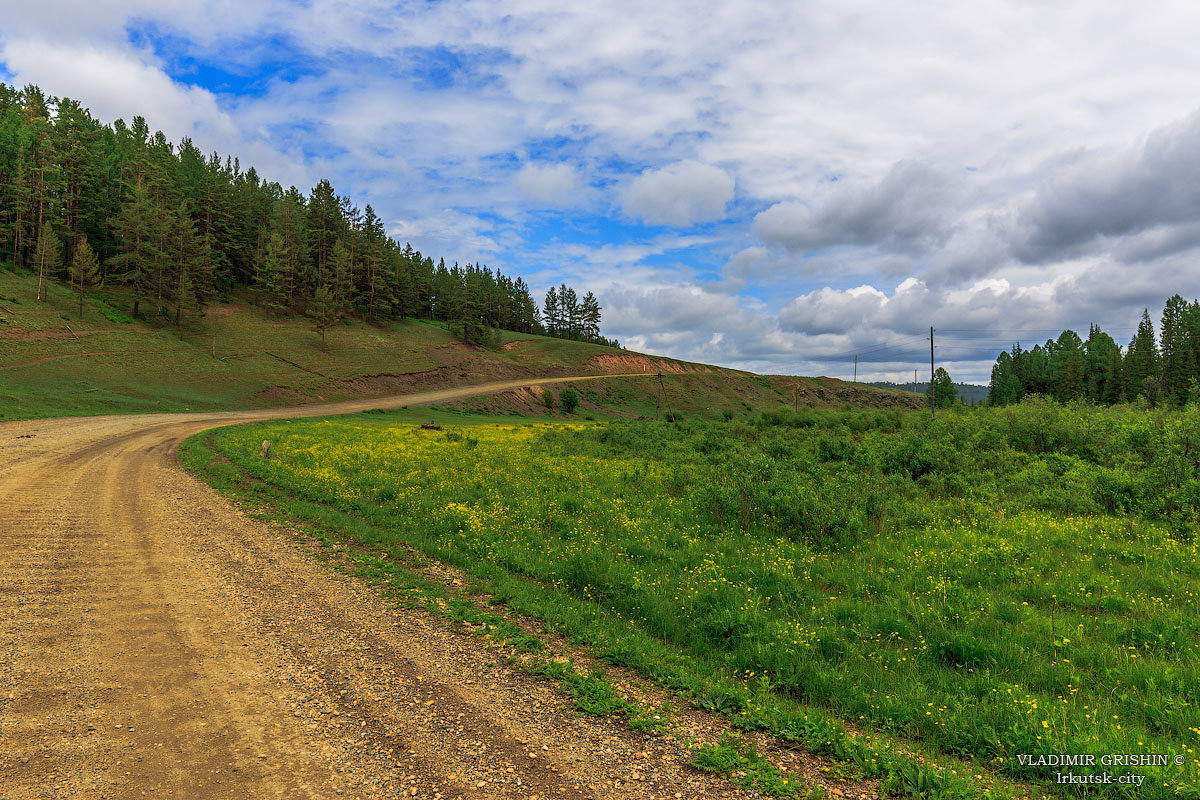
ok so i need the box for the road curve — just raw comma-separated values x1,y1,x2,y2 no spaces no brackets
0,375,756,800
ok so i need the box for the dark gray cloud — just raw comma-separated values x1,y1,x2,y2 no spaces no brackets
752,161,961,254
1014,109,1200,263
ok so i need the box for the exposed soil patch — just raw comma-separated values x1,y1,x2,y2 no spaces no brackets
588,353,710,375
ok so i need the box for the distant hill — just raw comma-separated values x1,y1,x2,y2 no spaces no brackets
865,380,989,406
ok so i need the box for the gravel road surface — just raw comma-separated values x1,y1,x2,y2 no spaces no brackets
0,377,780,799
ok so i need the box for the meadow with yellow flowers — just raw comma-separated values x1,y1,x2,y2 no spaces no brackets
191,398,1200,796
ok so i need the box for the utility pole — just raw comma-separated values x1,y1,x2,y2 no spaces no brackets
853,355,857,383
913,369,918,394
930,326,936,420
654,372,673,421
657,371,667,422
657,373,675,422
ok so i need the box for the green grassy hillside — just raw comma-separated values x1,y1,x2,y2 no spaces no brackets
442,372,920,420
0,268,920,420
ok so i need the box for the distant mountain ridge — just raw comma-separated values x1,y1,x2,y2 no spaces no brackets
865,380,989,405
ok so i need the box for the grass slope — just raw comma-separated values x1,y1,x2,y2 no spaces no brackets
1,267,919,420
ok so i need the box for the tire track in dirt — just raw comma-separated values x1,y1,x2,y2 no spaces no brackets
0,375,771,799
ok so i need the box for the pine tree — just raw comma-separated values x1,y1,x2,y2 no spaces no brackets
269,187,309,307
987,351,1022,405
580,291,601,341
1084,324,1120,403
34,225,59,301
1050,329,1084,401
330,238,353,307
1125,310,1161,402
543,286,560,336
1160,294,1192,405
1105,346,1125,404
170,206,204,328
559,284,579,338
393,245,420,318
307,179,340,286
108,178,159,317
255,231,288,314
361,205,393,318
460,266,489,345
513,277,539,333
306,284,342,349
67,234,100,318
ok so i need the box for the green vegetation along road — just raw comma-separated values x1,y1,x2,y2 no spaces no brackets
190,401,1200,799
5,376,814,800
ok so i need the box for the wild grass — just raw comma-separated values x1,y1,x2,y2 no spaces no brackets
0,269,623,420
192,400,1200,797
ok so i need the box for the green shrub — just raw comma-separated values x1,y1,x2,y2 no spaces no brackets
559,387,579,414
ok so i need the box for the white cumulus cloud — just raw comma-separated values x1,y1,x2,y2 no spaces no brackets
621,161,734,227
515,162,582,207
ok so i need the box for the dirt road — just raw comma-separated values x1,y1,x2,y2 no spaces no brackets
0,377,770,799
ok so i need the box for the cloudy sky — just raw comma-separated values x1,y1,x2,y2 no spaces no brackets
5,1,1200,381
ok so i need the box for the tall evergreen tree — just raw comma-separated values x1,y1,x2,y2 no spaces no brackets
1050,329,1085,401
67,234,100,318
987,350,1023,405
1160,294,1193,405
307,179,341,286
306,283,341,349
170,205,206,328
1125,309,1161,402
1083,324,1121,403
559,284,579,338
34,225,59,301
543,286,560,335
0,80,608,345
580,291,602,341
108,177,159,317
